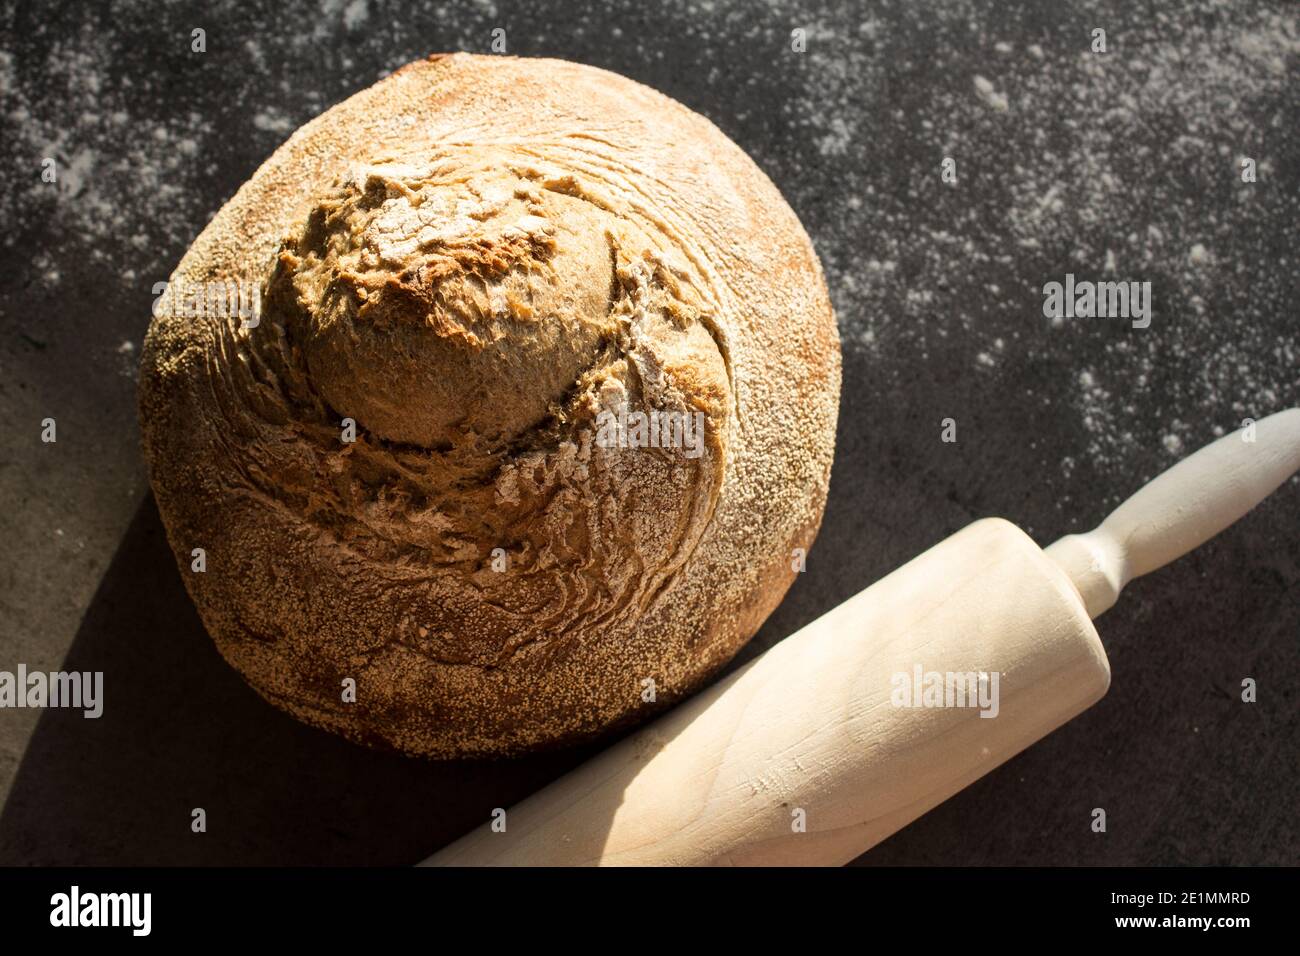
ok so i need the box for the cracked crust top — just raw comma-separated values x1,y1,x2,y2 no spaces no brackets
139,54,840,757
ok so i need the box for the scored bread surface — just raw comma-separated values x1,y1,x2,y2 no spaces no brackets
139,54,841,757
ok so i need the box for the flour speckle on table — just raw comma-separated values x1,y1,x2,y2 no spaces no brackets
760,0,1297,495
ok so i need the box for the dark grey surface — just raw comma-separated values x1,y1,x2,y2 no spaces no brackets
0,0,1295,865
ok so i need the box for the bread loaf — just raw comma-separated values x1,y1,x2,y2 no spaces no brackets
139,54,840,757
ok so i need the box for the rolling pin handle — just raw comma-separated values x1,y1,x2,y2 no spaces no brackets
1047,408,1300,620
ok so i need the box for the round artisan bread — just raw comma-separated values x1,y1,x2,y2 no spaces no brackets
138,54,840,757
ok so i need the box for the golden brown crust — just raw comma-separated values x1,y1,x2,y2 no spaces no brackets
138,54,840,757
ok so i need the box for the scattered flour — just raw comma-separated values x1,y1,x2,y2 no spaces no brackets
973,74,1010,112
765,0,1298,489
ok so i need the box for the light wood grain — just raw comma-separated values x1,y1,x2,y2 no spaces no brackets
426,409,1300,866
427,518,1110,866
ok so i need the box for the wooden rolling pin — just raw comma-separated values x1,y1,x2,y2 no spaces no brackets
426,409,1300,866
